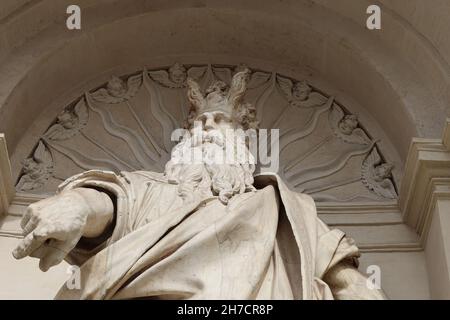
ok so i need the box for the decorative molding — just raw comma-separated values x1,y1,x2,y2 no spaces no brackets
415,179,450,246
316,202,399,213
357,243,423,253
318,203,403,226
400,118,450,246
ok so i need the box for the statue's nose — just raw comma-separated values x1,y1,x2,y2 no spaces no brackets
204,116,216,130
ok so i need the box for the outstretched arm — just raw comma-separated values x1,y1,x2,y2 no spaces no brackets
12,188,114,271
323,260,387,300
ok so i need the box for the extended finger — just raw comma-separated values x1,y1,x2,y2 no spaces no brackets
38,240,69,272
29,245,49,260
20,207,33,229
22,215,39,236
12,230,47,259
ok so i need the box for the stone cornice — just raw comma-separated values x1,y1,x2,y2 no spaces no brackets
399,119,450,245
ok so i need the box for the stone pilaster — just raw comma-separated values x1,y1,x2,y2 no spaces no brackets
400,118,450,299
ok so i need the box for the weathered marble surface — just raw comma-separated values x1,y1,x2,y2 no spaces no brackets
12,73,385,300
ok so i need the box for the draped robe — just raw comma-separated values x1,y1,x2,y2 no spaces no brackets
54,170,359,300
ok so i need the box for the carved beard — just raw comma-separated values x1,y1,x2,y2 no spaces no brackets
164,129,256,204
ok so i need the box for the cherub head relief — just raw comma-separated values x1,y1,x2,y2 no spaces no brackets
338,115,359,135
292,81,312,101
44,99,89,141
106,76,127,98
374,163,394,182
168,63,187,85
22,158,41,179
18,140,54,191
56,109,78,129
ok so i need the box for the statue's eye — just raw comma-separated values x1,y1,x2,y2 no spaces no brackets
194,115,206,125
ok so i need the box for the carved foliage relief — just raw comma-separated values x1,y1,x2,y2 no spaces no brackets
16,64,397,202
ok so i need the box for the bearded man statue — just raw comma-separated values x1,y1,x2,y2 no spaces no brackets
12,69,386,300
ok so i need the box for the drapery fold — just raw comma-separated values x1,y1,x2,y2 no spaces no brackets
55,170,359,300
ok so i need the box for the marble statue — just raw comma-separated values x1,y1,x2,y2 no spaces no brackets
12,69,386,300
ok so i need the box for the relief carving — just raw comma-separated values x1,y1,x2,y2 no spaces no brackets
329,105,371,145
277,76,328,108
16,141,53,192
43,99,88,141
91,74,142,104
16,63,398,202
213,64,271,89
362,148,397,199
149,62,188,88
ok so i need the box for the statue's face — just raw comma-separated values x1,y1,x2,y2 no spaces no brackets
22,159,38,176
169,64,187,84
194,111,236,133
292,82,311,101
338,115,358,135
107,76,127,97
57,112,76,129
23,159,33,171
374,164,392,181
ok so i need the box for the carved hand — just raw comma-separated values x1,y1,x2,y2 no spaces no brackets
12,188,114,271
323,261,387,300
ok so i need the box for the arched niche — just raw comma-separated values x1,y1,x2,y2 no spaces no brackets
14,63,398,205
